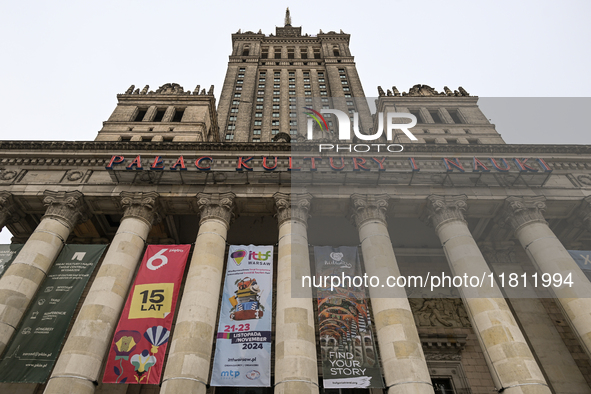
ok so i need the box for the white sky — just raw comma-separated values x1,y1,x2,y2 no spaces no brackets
0,0,590,242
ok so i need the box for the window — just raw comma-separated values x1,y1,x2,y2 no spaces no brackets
261,48,268,59
242,46,249,56
239,68,245,72
253,129,261,135
274,51,281,59
318,78,325,82
227,125,236,130
305,97,312,102
259,72,266,76
238,74,244,78
258,84,265,88
237,80,244,84
272,120,279,126
258,78,265,82
290,129,298,134
304,84,311,88
290,120,297,126
338,68,345,73
257,97,264,102
343,87,350,92
320,91,327,96
321,98,329,102
274,72,280,77
134,108,147,122
258,90,264,95
289,112,297,117
429,110,443,123
289,84,295,89
254,120,262,126
272,113,280,118
274,78,280,82
273,104,280,110
322,105,330,109
340,75,346,79
348,109,355,114
301,49,308,59
232,100,240,105
289,78,295,82
289,90,296,95
225,134,234,140
274,84,280,88
314,49,321,59
333,46,340,56
341,80,348,85
448,109,463,124
231,108,239,112
255,113,262,118
319,84,326,89
409,110,422,122
235,86,242,90
289,72,295,77
274,90,280,95
318,72,324,77
305,91,311,95
303,72,310,77
328,121,333,126
325,113,331,118
153,109,166,122
256,105,263,110
229,116,237,121
346,101,353,106
234,93,241,98
289,97,297,102
287,48,294,59
253,138,260,142
289,105,296,110
344,93,352,98
273,97,280,102
272,129,279,134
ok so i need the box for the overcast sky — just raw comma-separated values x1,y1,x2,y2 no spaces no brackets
0,0,590,243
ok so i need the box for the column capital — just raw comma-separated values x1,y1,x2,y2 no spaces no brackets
498,196,547,234
0,192,23,229
196,192,235,227
120,191,160,226
273,192,312,226
42,190,88,229
425,195,467,230
350,194,389,228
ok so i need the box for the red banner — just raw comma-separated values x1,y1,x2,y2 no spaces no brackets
103,245,190,385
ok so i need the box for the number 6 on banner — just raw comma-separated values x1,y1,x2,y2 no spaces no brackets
147,249,168,270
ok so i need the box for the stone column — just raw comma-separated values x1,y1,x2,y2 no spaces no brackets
273,193,319,394
0,190,86,355
481,242,591,394
160,192,235,394
500,195,591,360
426,195,550,394
0,192,23,231
350,194,433,394
44,192,159,394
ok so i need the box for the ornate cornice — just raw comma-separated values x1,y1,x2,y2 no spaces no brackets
1,140,591,155
120,191,160,226
425,195,468,230
498,196,547,234
273,192,312,226
0,192,23,228
196,192,235,227
42,190,88,228
350,194,389,228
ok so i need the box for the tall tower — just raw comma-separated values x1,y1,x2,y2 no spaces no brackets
217,9,373,142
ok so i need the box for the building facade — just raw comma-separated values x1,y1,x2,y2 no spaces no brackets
0,11,591,394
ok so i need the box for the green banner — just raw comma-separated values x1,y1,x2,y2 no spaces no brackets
0,244,23,278
0,244,107,383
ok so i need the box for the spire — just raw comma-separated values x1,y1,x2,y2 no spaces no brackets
285,7,291,26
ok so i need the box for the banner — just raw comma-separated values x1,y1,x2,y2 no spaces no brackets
314,246,384,389
0,244,106,383
0,244,23,278
103,245,190,384
568,250,591,281
211,245,274,387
